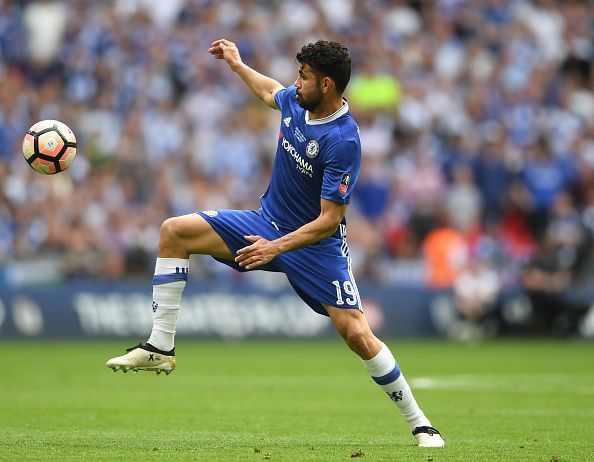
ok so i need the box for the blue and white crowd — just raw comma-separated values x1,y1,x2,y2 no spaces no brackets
0,0,593,332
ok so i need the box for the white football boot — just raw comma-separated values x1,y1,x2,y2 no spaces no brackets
106,343,176,375
412,426,445,448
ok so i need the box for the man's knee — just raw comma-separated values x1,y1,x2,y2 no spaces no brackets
160,218,182,249
159,213,234,259
161,217,180,240
159,216,193,255
325,306,381,358
342,323,369,348
330,310,370,345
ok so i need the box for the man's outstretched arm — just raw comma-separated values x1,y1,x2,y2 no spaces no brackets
209,38,285,109
235,199,347,270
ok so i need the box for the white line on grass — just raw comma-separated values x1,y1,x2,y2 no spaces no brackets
410,375,594,395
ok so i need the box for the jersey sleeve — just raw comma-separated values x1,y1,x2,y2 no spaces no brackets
274,86,296,111
321,139,361,204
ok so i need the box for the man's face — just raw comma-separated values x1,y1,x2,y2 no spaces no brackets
294,64,323,112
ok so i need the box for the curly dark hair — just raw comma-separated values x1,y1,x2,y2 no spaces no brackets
296,40,351,94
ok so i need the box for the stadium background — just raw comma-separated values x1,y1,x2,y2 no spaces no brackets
0,0,593,340
1,2,593,461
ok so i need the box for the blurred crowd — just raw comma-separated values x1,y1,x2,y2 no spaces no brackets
0,0,593,334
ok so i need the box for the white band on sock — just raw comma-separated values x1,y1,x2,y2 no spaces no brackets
155,257,189,274
362,343,396,377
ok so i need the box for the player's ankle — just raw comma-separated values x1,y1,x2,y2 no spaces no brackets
147,329,174,352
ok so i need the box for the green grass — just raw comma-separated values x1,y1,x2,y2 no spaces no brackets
0,340,593,461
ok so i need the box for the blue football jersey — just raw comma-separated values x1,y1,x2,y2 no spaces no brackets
260,85,361,241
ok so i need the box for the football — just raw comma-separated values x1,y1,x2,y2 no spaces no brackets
22,120,77,175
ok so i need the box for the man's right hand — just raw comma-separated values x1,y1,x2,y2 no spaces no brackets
208,39,243,71
208,37,284,110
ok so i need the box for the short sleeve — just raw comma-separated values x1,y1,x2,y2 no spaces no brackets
274,86,295,111
321,139,361,204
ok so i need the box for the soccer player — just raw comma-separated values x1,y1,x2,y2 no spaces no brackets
106,38,445,448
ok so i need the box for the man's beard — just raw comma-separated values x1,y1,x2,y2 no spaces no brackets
296,89,323,112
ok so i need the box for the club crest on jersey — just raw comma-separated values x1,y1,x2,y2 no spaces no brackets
339,173,351,195
306,140,319,158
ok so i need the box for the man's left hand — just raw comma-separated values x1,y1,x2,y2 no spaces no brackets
235,235,279,270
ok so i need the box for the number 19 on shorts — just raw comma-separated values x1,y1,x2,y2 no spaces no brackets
332,280,359,306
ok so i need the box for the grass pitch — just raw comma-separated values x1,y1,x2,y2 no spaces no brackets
0,339,592,461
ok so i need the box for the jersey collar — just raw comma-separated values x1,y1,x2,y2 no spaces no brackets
305,98,349,125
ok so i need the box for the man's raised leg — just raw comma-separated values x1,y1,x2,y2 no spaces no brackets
106,213,234,374
324,305,445,448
